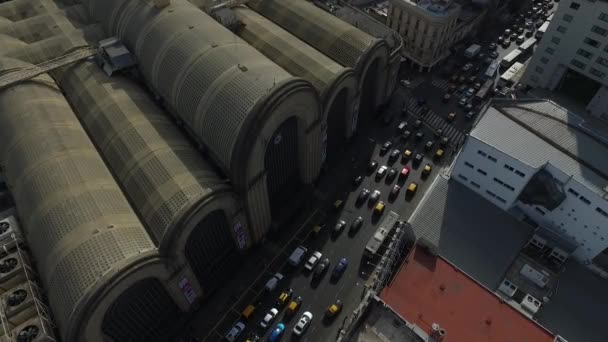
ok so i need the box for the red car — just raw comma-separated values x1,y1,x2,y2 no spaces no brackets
400,167,411,180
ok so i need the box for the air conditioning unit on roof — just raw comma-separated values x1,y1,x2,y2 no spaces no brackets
10,316,54,342
526,234,546,251
1,281,39,327
498,279,518,297
521,294,542,314
0,252,30,294
0,216,22,253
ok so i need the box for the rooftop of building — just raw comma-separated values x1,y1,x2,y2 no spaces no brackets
408,176,534,288
472,99,608,198
405,175,608,342
380,244,556,342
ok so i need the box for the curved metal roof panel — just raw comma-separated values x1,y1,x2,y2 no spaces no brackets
234,7,350,96
59,60,236,248
0,57,157,339
0,5,89,43
87,0,316,179
247,0,385,72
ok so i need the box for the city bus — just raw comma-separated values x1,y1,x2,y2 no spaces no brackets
485,60,500,79
364,211,399,258
536,21,550,39
518,37,537,55
474,79,494,104
500,49,523,69
500,62,525,86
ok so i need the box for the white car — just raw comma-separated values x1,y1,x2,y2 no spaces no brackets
260,308,279,329
293,311,313,336
376,165,388,179
225,322,245,342
400,79,412,88
304,251,322,271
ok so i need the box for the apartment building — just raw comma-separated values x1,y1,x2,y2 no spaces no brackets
522,0,608,120
387,0,485,71
451,100,608,274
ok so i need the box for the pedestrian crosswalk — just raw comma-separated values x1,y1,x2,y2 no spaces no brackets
404,98,466,146
431,78,450,92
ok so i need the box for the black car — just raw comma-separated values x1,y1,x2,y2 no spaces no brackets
424,140,434,151
415,131,424,141
388,149,400,162
488,42,497,50
352,175,363,187
389,185,401,200
440,136,449,147
413,119,422,129
380,141,392,155
387,168,397,181
313,258,330,279
356,188,371,205
350,216,363,233
413,153,423,166
490,51,499,59
333,220,346,236
401,130,412,140
368,160,378,173
397,121,408,133
434,129,442,138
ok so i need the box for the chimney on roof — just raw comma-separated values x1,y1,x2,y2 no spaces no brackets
430,323,446,342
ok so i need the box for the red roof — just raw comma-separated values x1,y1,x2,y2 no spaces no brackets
380,246,554,342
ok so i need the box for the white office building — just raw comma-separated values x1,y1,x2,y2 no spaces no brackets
522,0,608,120
451,99,608,274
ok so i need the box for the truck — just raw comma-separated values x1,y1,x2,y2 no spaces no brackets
464,44,481,58
364,211,400,258
474,79,493,104
484,60,499,79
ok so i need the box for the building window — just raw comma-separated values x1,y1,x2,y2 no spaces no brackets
486,190,496,197
580,196,591,205
540,57,549,64
576,48,593,59
477,169,487,176
551,36,561,45
584,37,600,48
590,68,606,79
535,207,546,215
535,66,544,74
458,174,468,181
591,25,608,37
596,207,608,217
571,59,586,69
568,188,580,196
546,47,555,55
488,155,497,162
504,164,514,171
597,57,608,67
464,161,474,168
470,181,481,188
515,170,526,177
496,196,506,204
493,177,504,185
569,2,580,10
557,25,568,33
477,150,487,157
563,14,574,22
600,13,608,23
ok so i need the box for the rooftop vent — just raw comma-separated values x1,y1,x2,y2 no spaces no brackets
498,279,518,297
521,294,542,314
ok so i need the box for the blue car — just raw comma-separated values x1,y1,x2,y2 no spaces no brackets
331,258,348,280
268,323,285,342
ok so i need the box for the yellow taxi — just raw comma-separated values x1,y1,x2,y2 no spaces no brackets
374,201,385,215
277,288,293,306
286,296,303,316
434,149,445,160
407,182,418,196
403,149,413,159
242,304,256,320
325,300,344,318
422,163,432,177
447,112,456,122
